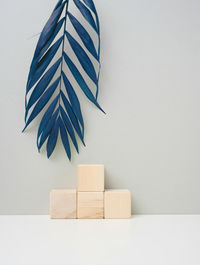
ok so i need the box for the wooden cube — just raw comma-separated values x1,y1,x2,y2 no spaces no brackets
78,164,104,192
104,190,131,219
50,190,77,219
77,192,104,219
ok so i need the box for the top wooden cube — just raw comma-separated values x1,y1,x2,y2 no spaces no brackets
77,165,104,191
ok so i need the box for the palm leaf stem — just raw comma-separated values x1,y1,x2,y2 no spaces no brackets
58,0,69,110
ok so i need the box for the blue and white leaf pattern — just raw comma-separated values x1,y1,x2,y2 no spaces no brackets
23,0,104,160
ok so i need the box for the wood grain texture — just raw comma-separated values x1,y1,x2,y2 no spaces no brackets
78,165,104,192
77,192,104,219
50,190,77,219
104,190,131,219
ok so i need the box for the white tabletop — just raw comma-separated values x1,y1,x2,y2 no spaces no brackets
0,215,200,265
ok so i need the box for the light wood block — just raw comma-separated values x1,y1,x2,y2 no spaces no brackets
77,192,104,219
50,190,77,219
104,190,131,219
78,164,104,192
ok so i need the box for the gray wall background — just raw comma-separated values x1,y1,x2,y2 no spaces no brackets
0,0,200,214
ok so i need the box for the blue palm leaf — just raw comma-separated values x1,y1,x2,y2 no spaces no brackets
27,36,63,92
60,90,85,145
38,18,65,62
62,71,84,135
35,1,66,56
68,12,98,61
38,108,59,150
25,58,61,121
82,0,101,98
63,52,104,113
23,0,104,159
66,31,98,86
73,0,97,33
27,1,66,87
47,119,59,158
82,0,100,34
60,106,79,153
58,116,71,160
23,77,60,132
37,95,59,148
54,0,65,11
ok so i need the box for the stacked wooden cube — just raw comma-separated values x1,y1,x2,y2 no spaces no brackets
50,165,131,219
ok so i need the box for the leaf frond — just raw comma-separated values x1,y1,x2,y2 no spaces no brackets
23,0,103,159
